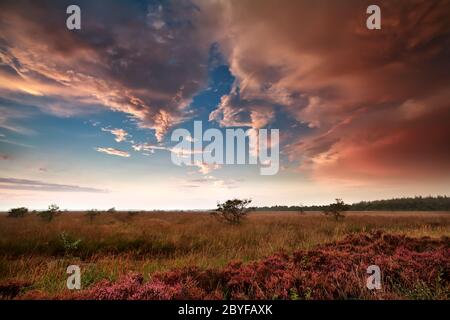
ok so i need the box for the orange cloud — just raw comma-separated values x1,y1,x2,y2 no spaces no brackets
102,128,128,143
205,0,450,183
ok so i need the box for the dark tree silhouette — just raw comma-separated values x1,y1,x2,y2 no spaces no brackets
85,209,100,223
38,204,60,222
323,199,349,221
7,207,28,218
211,199,253,224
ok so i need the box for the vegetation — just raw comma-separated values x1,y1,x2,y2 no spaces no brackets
297,203,305,215
85,209,100,223
127,211,140,218
255,196,450,212
81,232,450,300
59,232,82,256
0,210,449,299
351,196,450,211
211,198,253,224
7,207,28,218
323,198,350,221
37,204,60,222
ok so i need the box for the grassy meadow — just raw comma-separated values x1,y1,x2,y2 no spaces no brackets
0,211,449,299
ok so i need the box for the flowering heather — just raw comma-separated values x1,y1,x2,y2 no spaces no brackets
79,232,449,300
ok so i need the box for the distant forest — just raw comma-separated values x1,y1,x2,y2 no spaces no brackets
255,196,450,211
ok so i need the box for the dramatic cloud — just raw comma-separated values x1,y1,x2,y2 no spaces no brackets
95,147,130,158
0,0,217,141
1,0,449,207
205,0,450,182
209,87,275,128
0,177,107,193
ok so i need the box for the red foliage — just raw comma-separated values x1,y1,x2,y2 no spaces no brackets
70,232,450,300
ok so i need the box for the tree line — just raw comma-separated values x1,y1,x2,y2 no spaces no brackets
255,196,450,212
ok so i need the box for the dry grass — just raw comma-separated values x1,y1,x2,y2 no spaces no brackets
0,211,449,298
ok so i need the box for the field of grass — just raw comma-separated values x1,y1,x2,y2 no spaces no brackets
0,211,449,299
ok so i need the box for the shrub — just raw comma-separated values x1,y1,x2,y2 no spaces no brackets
211,199,252,224
37,204,60,222
323,198,349,221
59,232,82,255
85,209,100,223
7,207,28,218
127,211,139,218
107,207,116,213
78,232,450,300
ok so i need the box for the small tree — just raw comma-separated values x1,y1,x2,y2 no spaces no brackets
38,204,60,222
107,207,116,213
323,198,349,221
127,210,141,220
211,199,253,224
7,207,28,218
298,203,305,215
85,209,100,223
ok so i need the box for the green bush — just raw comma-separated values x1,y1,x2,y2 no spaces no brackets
59,232,82,255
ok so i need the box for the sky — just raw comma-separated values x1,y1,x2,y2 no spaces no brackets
0,0,449,210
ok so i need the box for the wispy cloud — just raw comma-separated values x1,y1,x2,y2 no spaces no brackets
192,161,221,175
185,175,241,189
0,178,108,193
0,105,35,135
0,139,34,148
101,128,128,142
95,147,130,158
